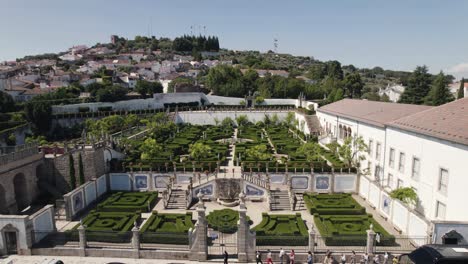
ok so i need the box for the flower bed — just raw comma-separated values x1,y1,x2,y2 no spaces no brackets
97,192,158,213
253,213,308,246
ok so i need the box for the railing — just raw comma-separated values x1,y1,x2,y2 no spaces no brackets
0,143,39,166
374,236,427,253
242,173,268,189
315,235,367,253
140,232,190,245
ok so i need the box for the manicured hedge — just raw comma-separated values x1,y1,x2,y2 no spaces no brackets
68,210,139,243
97,192,158,213
253,213,308,246
304,193,365,215
207,209,251,234
314,214,395,246
140,211,194,244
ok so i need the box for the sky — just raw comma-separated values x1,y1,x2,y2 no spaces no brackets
1,0,468,79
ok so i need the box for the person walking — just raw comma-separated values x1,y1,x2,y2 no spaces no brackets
340,253,346,264
279,248,285,264
350,251,357,264
267,249,273,264
383,252,389,264
392,256,398,264
223,250,228,264
374,254,380,264
289,249,295,264
256,250,263,264
307,250,314,264
362,252,369,264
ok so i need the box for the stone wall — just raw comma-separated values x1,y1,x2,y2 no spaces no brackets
48,147,106,192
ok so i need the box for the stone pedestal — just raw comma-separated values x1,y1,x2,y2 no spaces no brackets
237,208,255,263
309,226,316,253
78,225,86,257
131,226,140,259
366,225,376,254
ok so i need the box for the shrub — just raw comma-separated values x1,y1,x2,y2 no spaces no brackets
98,106,113,112
390,187,418,207
78,106,90,112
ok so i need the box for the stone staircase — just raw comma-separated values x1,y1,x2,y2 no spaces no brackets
166,189,186,209
270,190,291,211
294,193,306,211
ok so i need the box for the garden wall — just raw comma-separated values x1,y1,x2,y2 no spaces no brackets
358,175,429,245
63,174,108,220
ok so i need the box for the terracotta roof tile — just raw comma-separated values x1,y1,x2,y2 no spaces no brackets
317,99,432,128
389,97,468,146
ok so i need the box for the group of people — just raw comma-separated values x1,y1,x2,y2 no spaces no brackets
252,249,400,264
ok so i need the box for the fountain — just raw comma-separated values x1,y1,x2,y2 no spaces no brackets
216,178,241,207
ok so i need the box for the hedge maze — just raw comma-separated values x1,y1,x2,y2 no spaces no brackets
207,209,251,234
97,192,158,213
70,210,140,243
253,213,308,246
140,212,194,244
305,193,395,246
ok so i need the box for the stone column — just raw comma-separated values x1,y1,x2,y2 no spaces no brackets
366,224,376,254
309,226,316,253
78,224,87,257
330,167,335,193
131,226,140,259
191,193,208,261
237,207,254,263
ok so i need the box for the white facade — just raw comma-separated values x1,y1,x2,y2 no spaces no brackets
379,84,405,102
316,100,468,242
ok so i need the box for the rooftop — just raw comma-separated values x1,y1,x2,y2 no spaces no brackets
317,99,432,128
389,97,468,146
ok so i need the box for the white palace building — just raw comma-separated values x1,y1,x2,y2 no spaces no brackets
316,98,468,245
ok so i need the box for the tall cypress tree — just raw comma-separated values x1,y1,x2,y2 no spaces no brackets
426,72,453,106
69,154,76,189
399,65,431,104
457,78,465,99
78,153,85,185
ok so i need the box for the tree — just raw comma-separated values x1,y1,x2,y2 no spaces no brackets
235,114,249,126
399,66,431,104
0,91,15,113
189,142,212,162
284,112,295,128
206,65,247,97
338,136,368,168
297,142,322,166
135,80,163,98
139,138,163,160
325,60,344,80
457,78,465,99
69,154,76,189
246,145,271,162
390,187,418,207
425,72,453,106
96,85,128,102
78,153,85,185
342,73,364,98
221,117,234,129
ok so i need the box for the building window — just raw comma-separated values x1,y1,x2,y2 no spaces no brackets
376,142,381,160
436,201,446,219
398,152,405,173
397,179,403,188
387,173,393,188
438,168,449,195
389,148,395,168
368,139,373,156
374,165,381,182
411,157,420,180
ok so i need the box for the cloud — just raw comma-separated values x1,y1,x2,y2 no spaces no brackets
445,63,468,80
